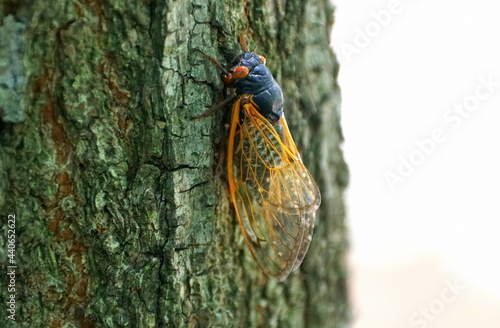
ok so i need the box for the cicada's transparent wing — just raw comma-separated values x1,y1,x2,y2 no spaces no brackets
227,98,321,281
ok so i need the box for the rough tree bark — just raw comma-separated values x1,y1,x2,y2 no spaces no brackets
0,0,349,327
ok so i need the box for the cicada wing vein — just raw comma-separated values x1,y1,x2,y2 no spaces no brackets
227,97,321,281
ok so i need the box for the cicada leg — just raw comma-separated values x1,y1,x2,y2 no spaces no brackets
191,94,237,120
194,49,231,76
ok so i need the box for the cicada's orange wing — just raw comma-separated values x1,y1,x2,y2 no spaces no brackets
227,97,321,281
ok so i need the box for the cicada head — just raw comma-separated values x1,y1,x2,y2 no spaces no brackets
221,53,268,86
223,52,277,98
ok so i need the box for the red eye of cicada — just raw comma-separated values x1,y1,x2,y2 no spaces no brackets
222,73,235,85
258,55,266,65
234,66,250,79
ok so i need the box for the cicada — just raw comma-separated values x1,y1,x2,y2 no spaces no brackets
197,36,321,281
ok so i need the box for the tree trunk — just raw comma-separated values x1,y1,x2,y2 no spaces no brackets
0,0,349,327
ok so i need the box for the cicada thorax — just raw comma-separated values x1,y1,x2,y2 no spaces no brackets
222,52,284,124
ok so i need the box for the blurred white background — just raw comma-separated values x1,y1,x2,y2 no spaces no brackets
331,0,500,327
